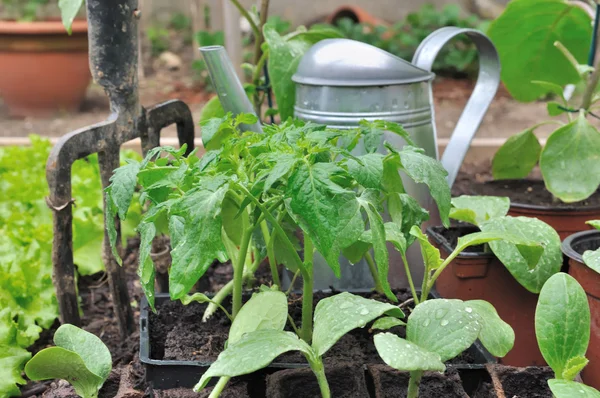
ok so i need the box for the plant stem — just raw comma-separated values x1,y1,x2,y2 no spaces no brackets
582,5,600,110
364,252,384,294
401,252,419,305
423,247,465,301
252,0,270,115
301,234,314,344
209,376,231,398
228,0,259,37
261,219,282,289
407,371,423,398
285,270,301,295
232,228,253,318
309,359,331,398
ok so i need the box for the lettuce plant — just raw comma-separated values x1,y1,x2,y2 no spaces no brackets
25,324,112,398
488,0,600,203
374,298,514,398
195,291,404,398
536,272,600,397
106,115,452,343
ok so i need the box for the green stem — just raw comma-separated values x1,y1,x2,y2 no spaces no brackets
400,252,419,305
423,246,464,301
582,14,600,110
287,313,300,335
309,359,331,398
209,376,231,398
364,252,384,294
228,0,259,37
407,371,423,398
252,0,270,115
285,270,301,295
301,234,314,343
233,228,253,318
261,219,282,289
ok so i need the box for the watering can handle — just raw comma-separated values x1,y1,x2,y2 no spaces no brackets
412,27,500,187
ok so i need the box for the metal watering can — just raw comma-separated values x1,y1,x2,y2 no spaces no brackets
200,27,500,290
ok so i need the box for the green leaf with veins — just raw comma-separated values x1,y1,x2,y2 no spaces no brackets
382,156,406,194
108,161,141,220
375,333,446,372
347,153,384,189
371,317,406,331
228,290,288,345
466,300,514,357
536,273,590,379
312,292,404,357
562,356,589,381
194,330,313,391
410,226,442,270
583,249,600,274
221,194,243,246
138,222,157,311
492,128,542,180
0,345,31,397
540,114,600,203
384,222,407,254
200,115,233,151
389,193,429,246
548,379,600,398
263,153,299,194
169,184,229,299
481,217,561,293
398,147,451,227
450,195,510,226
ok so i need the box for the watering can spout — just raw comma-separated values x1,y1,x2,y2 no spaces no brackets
200,46,263,133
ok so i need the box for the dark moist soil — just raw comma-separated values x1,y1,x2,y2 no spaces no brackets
149,289,478,367
368,365,468,398
429,225,486,254
491,365,554,398
455,178,600,209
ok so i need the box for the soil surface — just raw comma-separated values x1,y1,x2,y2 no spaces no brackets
490,365,554,398
368,366,469,398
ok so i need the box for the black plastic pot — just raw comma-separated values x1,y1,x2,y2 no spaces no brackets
140,292,496,389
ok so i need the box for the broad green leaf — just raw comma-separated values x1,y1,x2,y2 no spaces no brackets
228,291,288,345
562,356,589,380
389,193,429,246
138,222,157,311
341,238,371,265
450,196,510,226
200,115,231,151
312,292,404,357
59,0,84,34
169,184,229,299
286,162,363,276
358,190,394,301
194,330,313,391
410,226,442,270
481,217,561,293
548,379,600,397
487,0,592,101
235,113,259,126
382,156,405,194
180,293,213,305
531,80,567,101
583,248,600,274
466,300,515,357
492,128,541,180
263,153,299,194
587,220,600,231
540,114,600,202
398,147,451,226
25,347,104,398
0,346,31,397
407,299,481,362
347,153,384,189
221,194,243,246
547,101,566,116
384,222,407,254
108,160,140,220
536,273,590,378
168,215,185,250
359,120,415,153
371,317,406,331
374,333,445,372
199,95,225,123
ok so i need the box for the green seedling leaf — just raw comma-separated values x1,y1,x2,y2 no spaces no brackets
263,153,299,194
194,330,313,391
492,128,541,180
347,153,384,189
531,80,567,101
481,216,561,293
371,317,406,331
200,115,233,151
540,114,600,203
407,299,481,362
398,147,451,226
450,195,510,226
384,222,407,254
25,325,111,398
548,379,600,397
180,293,213,305
382,156,406,194
312,292,404,357
221,194,243,246
562,356,589,381
59,0,84,34
374,333,446,372
410,226,442,271
587,220,600,231
487,0,592,102
108,161,140,221
228,290,288,345
0,346,31,398
536,273,590,379
169,184,229,299
389,193,429,246
583,249,600,274
547,101,566,116
138,222,157,311
341,237,371,265
199,95,225,123
466,300,515,357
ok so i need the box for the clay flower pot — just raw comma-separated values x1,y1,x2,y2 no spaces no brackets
327,5,388,26
562,230,600,390
0,20,91,117
428,226,545,367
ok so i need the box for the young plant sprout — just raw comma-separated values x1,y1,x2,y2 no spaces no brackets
25,324,112,398
195,292,404,398
582,220,600,272
374,298,514,398
536,272,600,397
105,115,453,344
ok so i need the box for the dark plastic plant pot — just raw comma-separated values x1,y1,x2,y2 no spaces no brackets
562,230,600,390
140,291,496,390
428,226,545,367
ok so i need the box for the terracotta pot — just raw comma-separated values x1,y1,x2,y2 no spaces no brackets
563,230,600,390
508,202,600,240
327,5,388,26
428,226,545,367
0,20,91,117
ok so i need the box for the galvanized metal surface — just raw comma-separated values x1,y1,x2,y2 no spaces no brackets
46,0,195,335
